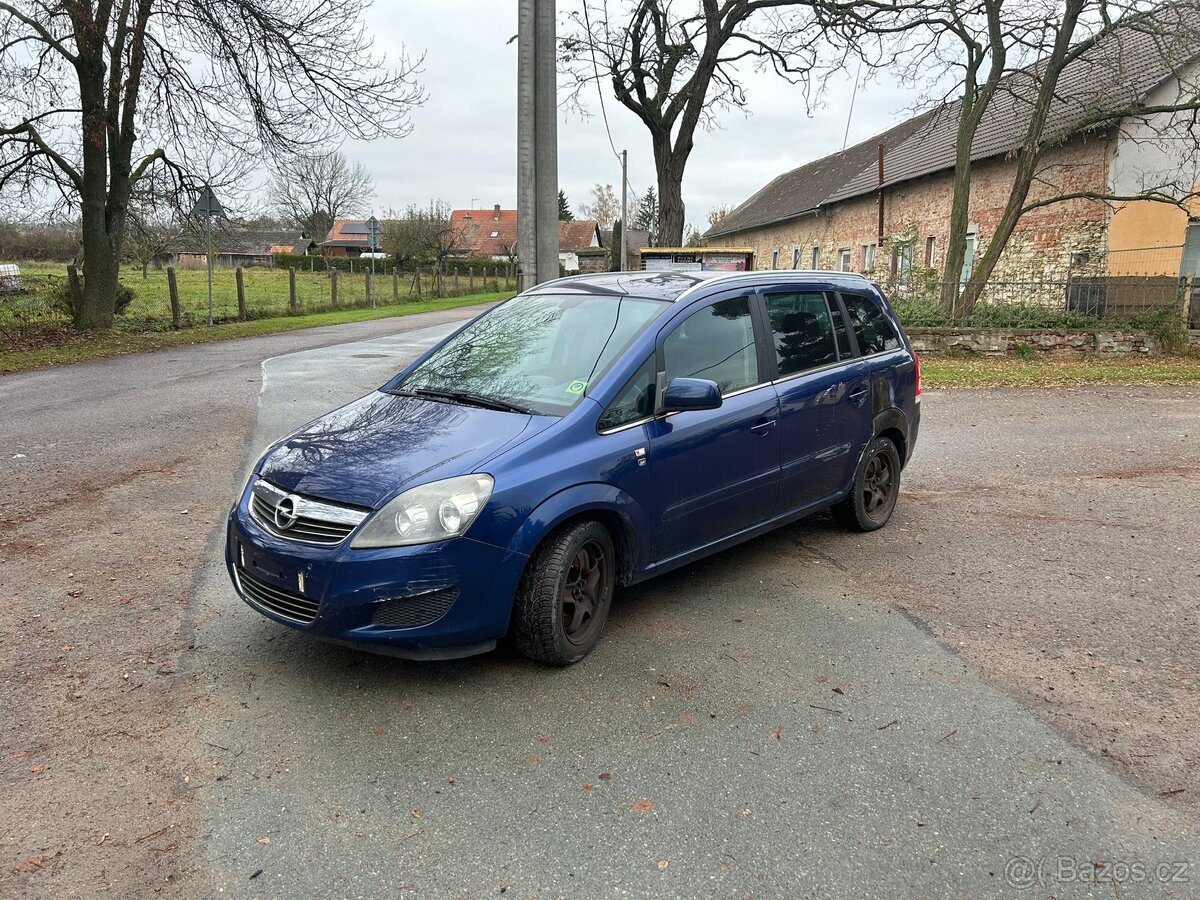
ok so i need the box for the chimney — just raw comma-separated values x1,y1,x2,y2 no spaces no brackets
494,204,501,221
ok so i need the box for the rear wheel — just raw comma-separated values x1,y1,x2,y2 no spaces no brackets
513,520,615,665
833,436,901,532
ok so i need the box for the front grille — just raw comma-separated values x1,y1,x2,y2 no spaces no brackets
236,565,320,624
372,588,459,629
249,478,368,545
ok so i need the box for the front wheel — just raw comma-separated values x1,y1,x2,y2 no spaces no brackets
833,436,901,532
513,520,616,665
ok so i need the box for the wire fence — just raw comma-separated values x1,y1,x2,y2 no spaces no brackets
888,276,1195,329
0,263,519,335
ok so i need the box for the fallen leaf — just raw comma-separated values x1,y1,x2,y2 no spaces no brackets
658,860,669,870
632,798,654,812
29,764,44,774
528,756,540,765
582,783,594,792
257,836,270,845
598,772,613,781
720,862,732,874
679,714,696,726
372,728,387,737
12,854,53,875
67,589,82,598
410,810,421,820
735,808,749,819
97,833,108,846
771,726,783,741
537,736,549,744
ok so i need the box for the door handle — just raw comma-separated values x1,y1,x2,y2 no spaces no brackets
750,418,777,435
848,385,869,406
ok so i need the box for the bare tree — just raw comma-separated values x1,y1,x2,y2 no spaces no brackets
269,151,374,240
707,204,734,231
579,183,620,229
851,0,1200,314
561,1,834,246
382,200,475,295
0,0,423,329
125,206,176,278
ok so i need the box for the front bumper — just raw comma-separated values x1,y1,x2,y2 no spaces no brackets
224,496,529,659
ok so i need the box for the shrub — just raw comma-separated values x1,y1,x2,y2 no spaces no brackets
50,279,135,320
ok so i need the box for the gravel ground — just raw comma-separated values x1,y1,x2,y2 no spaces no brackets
1,322,1197,897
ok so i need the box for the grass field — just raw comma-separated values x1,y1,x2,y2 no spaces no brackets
0,293,510,373
3,262,513,328
922,353,1200,387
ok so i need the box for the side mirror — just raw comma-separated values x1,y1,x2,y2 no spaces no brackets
660,377,722,413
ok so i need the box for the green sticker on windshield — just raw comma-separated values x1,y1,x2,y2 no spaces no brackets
566,380,588,395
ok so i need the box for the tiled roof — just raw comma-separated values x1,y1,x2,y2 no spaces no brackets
710,9,1197,238
559,220,602,252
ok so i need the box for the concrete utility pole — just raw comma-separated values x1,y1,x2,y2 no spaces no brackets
517,0,559,289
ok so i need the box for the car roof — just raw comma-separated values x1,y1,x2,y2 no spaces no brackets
524,269,876,303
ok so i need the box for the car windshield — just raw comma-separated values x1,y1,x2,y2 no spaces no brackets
395,292,666,416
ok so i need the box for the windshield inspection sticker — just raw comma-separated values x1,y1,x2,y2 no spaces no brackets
566,380,588,395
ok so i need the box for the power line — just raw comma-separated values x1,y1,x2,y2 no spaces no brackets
582,2,623,162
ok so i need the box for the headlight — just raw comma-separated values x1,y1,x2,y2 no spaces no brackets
351,474,494,549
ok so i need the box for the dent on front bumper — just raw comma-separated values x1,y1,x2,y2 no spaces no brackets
224,502,529,659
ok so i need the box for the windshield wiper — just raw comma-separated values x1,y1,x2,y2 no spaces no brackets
408,387,533,415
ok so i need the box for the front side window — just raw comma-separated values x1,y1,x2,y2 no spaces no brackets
398,293,664,416
598,356,655,431
663,297,758,395
764,292,839,376
842,293,903,356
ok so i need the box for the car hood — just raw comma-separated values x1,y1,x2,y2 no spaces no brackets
258,391,549,508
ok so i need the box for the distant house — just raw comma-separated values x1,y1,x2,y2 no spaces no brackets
173,229,316,268
320,220,378,257
600,227,652,269
449,205,603,272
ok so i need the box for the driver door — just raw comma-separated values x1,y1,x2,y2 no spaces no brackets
647,294,780,562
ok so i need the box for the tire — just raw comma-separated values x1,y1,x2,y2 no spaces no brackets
832,435,902,532
513,520,616,665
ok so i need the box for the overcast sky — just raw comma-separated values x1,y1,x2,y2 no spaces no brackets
343,2,919,229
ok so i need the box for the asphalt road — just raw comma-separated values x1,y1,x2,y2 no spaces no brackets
3,311,1198,898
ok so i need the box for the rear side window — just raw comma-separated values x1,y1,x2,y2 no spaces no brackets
842,293,902,355
662,298,759,395
763,292,839,376
598,357,655,431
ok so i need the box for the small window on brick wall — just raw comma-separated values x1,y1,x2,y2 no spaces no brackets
925,236,936,268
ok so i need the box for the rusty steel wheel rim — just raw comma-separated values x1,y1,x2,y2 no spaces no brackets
561,539,607,646
862,450,897,521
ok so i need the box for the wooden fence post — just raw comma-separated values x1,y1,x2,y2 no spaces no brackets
366,271,373,308
288,267,298,313
469,266,475,293
235,266,246,321
454,271,460,295
65,264,83,321
166,266,181,329
392,269,399,303
416,270,422,299
330,268,339,307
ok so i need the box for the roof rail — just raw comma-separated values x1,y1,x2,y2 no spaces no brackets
673,268,869,302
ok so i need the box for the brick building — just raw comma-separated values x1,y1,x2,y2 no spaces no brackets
707,17,1200,288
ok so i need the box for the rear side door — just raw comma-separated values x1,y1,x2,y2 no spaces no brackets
647,293,780,562
759,287,871,513
838,290,912,452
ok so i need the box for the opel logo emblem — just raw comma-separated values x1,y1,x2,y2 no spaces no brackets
274,495,300,530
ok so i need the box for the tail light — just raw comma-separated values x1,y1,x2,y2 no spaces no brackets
914,352,921,398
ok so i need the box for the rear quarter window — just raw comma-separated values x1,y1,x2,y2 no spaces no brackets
841,293,903,355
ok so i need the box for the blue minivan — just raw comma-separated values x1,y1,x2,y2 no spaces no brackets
226,270,920,664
